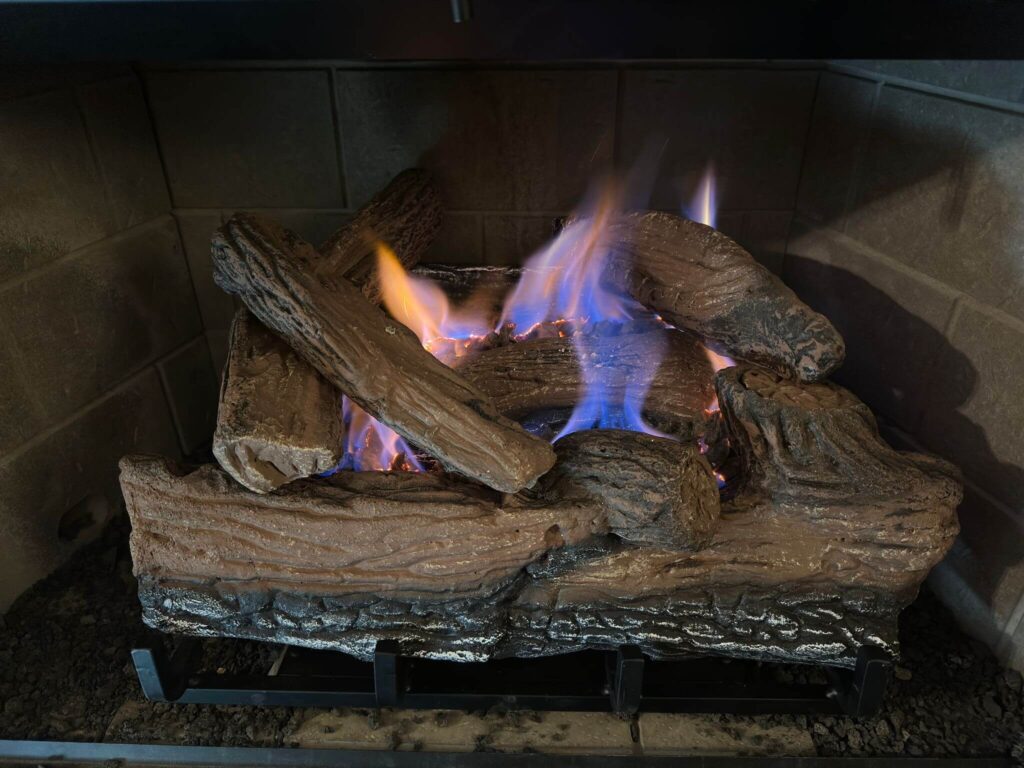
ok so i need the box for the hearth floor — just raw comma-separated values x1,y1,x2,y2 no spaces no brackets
1,519,1022,759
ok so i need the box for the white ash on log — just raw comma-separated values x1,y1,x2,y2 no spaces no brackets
211,214,556,493
212,169,442,493
458,331,714,435
124,367,959,666
602,212,845,382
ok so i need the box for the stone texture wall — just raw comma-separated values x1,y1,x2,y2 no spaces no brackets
0,66,218,610
145,63,819,370
784,61,1024,670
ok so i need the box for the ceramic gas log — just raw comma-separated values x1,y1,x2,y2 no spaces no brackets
213,169,442,493
458,330,714,439
123,367,959,667
602,212,846,382
122,431,718,600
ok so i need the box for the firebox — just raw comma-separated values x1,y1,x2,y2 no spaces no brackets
2,3,1024,761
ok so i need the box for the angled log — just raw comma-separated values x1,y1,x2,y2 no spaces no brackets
317,168,442,303
601,212,845,382
213,170,442,493
212,213,556,493
458,330,714,435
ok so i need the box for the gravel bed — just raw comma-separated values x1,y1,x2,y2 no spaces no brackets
1,518,1021,758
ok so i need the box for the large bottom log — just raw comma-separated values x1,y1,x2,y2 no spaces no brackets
125,366,960,668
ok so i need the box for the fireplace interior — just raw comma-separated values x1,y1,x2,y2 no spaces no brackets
1,45,1024,762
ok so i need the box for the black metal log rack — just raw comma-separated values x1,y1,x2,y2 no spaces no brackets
131,640,891,717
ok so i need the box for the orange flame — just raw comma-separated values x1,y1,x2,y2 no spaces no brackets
685,162,717,228
377,243,489,363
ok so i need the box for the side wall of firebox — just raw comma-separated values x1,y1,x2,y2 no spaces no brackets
0,66,220,610
784,62,1024,671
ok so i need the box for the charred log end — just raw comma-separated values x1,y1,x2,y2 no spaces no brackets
547,429,721,551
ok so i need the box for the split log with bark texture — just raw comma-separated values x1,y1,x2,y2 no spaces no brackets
213,169,441,493
127,368,959,666
213,309,343,492
715,367,960,508
316,169,442,303
211,214,556,493
458,331,715,435
122,455,605,600
602,212,845,382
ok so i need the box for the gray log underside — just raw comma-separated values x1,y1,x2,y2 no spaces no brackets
137,572,901,667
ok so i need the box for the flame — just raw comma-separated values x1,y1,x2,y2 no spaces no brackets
377,243,488,359
499,183,631,333
499,179,667,439
326,245,491,474
684,163,717,228
336,396,423,473
701,345,735,415
335,161,729,471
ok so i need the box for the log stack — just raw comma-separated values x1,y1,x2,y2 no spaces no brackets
120,171,960,668
213,170,442,493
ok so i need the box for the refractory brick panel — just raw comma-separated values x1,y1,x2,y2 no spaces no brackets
146,69,344,209
0,368,181,611
0,217,201,433
336,69,617,211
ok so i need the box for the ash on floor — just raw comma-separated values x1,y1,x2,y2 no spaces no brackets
1,518,1022,758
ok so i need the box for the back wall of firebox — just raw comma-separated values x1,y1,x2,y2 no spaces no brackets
0,60,1022,671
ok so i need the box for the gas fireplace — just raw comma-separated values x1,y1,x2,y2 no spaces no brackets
121,166,960,669
2,10,1024,758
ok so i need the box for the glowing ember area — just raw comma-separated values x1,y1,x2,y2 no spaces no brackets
336,396,423,472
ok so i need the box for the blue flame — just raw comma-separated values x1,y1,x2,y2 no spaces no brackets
555,326,669,439
498,182,668,439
